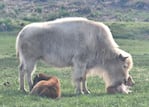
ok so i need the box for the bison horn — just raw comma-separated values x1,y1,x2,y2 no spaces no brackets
119,54,128,61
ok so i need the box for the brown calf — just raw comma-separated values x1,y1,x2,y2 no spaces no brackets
30,73,61,99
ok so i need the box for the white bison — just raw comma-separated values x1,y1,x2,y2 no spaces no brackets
16,17,134,94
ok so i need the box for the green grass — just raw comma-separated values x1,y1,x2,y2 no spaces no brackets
107,22,149,40
0,31,149,107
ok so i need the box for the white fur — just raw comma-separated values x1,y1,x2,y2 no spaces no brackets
16,17,133,94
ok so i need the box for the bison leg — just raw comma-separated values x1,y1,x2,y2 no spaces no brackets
73,73,84,95
82,72,90,94
25,60,36,91
72,62,87,95
19,63,26,92
82,79,90,94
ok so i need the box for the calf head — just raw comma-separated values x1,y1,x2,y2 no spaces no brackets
32,73,51,89
105,54,134,94
107,83,132,94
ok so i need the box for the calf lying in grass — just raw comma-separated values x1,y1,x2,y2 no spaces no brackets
30,73,61,99
107,75,135,94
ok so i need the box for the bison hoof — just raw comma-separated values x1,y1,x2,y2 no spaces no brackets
19,88,27,93
76,90,91,95
76,90,85,95
83,90,91,94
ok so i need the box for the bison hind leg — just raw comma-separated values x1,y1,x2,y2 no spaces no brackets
19,62,26,92
20,58,37,91
25,60,37,91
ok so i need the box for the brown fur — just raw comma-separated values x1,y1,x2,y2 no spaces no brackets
30,73,61,99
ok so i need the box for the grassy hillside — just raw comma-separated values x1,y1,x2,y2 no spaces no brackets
0,0,149,31
107,22,149,40
0,32,149,107
0,22,148,40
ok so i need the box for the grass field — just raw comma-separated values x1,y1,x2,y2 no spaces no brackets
0,31,149,107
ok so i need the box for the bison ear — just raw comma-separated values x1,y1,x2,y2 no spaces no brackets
119,54,128,61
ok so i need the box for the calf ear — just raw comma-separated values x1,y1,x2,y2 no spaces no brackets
119,54,128,61
33,74,40,81
34,74,39,78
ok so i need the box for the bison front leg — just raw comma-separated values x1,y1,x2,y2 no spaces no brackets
74,78,90,95
82,72,90,94
22,59,36,91
72,62,87,95
26,71,33,91
82,79,90,94
74,78,84,95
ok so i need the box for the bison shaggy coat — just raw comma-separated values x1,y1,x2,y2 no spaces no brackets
16,17,133,94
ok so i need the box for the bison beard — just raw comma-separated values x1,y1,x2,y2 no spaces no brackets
30,73,61,99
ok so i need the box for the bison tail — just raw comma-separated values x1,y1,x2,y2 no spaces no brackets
16,25,27,58
16,35,20,58
16,50,19,58
16,44,19,57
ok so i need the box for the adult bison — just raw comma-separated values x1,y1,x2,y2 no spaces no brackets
16,17,133,94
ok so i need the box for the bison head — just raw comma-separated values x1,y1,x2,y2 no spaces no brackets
104,53,134,94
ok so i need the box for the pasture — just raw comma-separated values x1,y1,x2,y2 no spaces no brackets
0,31,149,107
